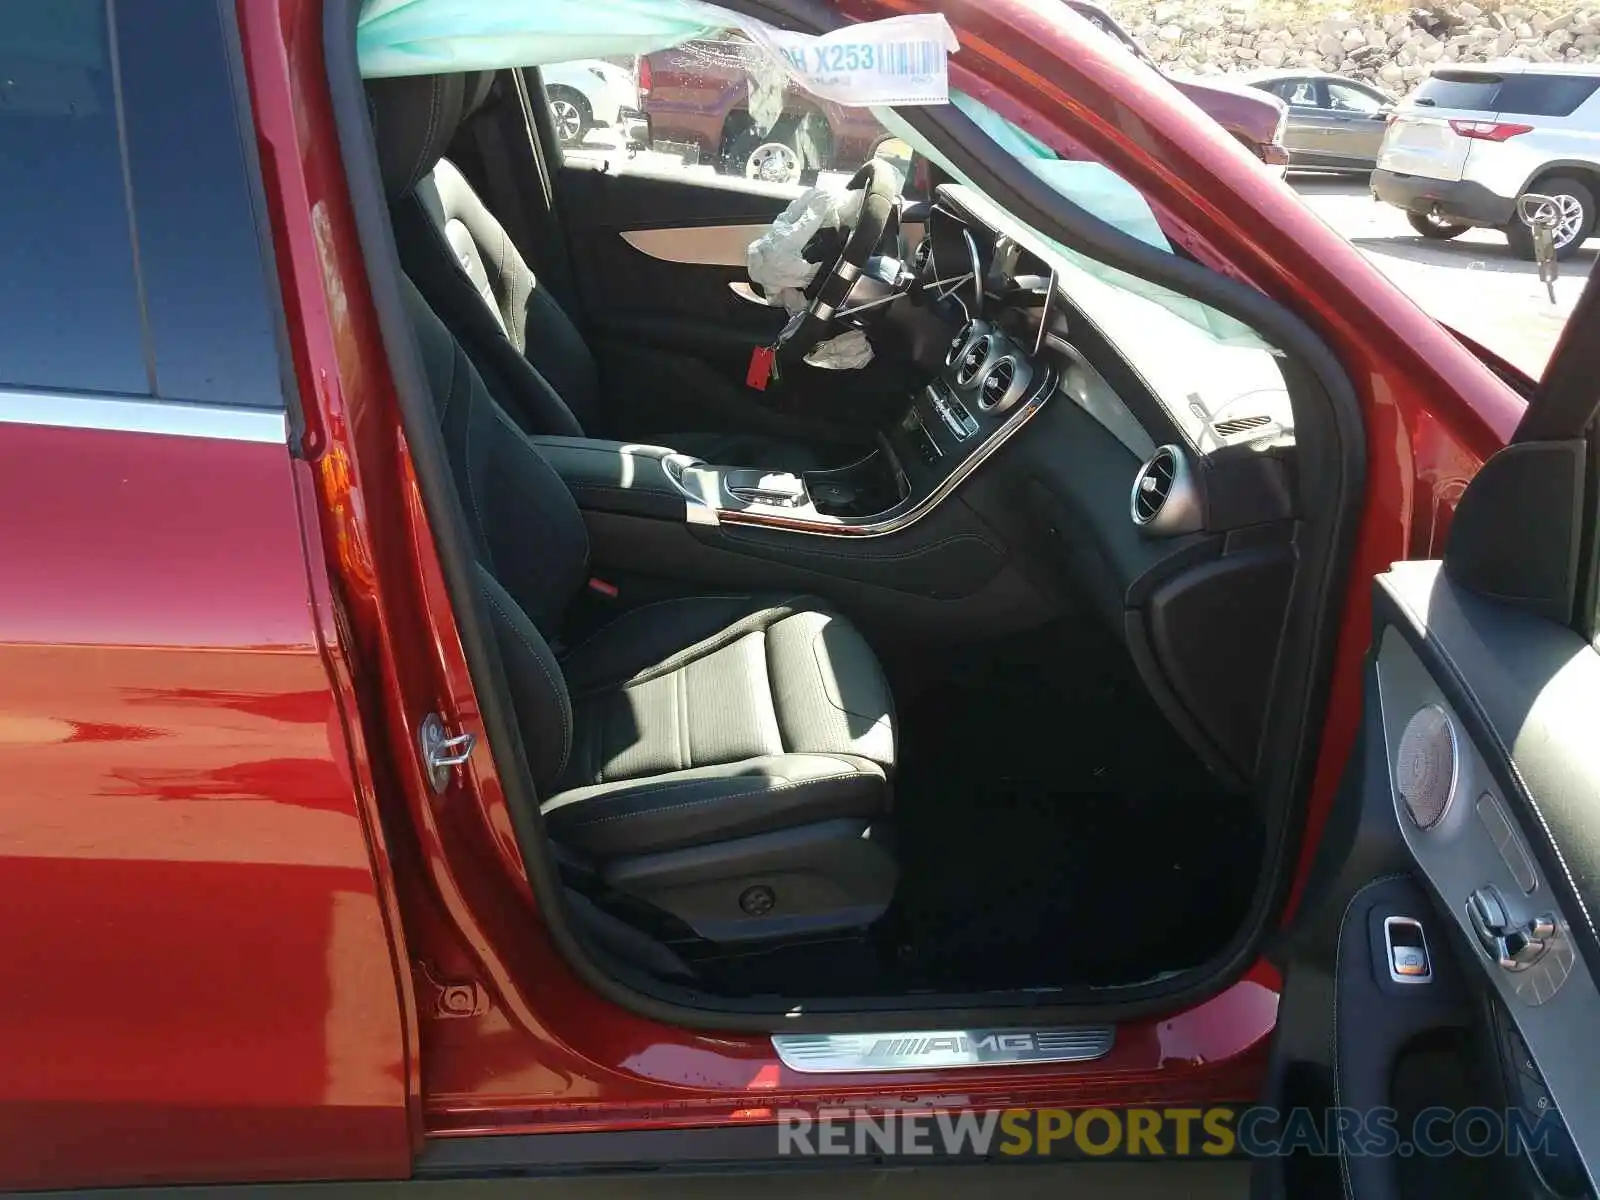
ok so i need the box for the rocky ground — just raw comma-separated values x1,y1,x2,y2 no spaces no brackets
1103,0,1600,91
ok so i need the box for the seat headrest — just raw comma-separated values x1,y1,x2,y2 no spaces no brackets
462,71,496,122
366,72,470,202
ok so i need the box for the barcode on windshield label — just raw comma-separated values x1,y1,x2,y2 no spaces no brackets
751,15,957,106
777,40,944,79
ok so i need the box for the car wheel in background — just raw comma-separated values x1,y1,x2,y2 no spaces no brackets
1505,177,1597,262
1406,210,1472,240
548,87,591,146
721,116,824,187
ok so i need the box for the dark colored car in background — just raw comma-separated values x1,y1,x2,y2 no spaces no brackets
1064,0,1291,166
1247,69,1396,172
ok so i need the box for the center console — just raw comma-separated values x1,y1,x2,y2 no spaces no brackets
535,319,1053,540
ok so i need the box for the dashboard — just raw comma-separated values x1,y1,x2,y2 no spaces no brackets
882,187,1309,785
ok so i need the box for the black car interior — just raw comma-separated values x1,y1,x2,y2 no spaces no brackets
354,61,1354,1006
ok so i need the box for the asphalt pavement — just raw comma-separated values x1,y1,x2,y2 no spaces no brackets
1287,173,1589,380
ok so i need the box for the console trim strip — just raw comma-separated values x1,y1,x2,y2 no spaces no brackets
714,369,1054,539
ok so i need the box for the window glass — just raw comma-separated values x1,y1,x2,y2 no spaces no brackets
1413,72,1504,111
547,31,895,195
1284,80,1319,108
0,0,283,407
0,0,148,395
117,0,284,408
1327,83,1383,114
881,93,1292,446
1496,74,1600,119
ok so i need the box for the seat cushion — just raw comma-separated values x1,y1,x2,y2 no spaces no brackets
543,595,896,856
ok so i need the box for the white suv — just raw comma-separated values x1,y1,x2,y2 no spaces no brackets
1372,61,1600,260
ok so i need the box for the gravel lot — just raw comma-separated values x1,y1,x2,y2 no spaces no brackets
1289,174,1590,380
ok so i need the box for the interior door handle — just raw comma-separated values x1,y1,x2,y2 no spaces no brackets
1466,885,1556,971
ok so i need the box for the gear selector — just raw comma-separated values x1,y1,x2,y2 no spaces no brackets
725,469,809,508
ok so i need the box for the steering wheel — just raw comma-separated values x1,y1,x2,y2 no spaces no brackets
774,157,900,365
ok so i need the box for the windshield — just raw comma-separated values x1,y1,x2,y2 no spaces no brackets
876,93,1293,442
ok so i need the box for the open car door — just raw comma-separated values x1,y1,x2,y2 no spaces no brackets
1253,271,1600,1200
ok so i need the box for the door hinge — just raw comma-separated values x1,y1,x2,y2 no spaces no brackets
419,712,476,794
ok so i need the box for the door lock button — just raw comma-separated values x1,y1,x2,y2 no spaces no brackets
1384,916,1433,983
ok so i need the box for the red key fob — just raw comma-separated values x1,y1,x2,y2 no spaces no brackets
746,345,775,391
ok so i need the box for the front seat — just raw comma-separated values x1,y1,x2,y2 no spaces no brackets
400,273,899,944
368,71,817,471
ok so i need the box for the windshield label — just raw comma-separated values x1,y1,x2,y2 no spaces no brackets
746,15,958,107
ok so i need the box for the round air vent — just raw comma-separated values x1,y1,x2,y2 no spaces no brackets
945,320,979,367
1396,705,1459,829
977,356,1017,411
1129,445,1202,536
955,334,992,386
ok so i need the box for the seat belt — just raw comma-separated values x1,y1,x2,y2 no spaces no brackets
467,76,583,320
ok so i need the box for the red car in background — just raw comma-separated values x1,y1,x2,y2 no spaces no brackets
3,0,1598,1195
644,34,893,182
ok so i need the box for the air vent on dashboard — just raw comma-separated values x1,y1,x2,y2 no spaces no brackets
1130,445,1202,536
978,357,1016,411
955,334,992,386
946,320,979,367
1213,414,1271,438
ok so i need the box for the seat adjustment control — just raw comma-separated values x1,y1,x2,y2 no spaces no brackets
1383,915,1432,983
1467,885,1556,972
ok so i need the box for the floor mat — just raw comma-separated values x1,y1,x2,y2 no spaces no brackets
883,622,1264,991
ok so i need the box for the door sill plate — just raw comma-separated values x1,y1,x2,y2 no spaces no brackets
773,1027,1115,1073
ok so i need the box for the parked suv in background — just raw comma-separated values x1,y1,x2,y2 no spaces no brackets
543,58,646,147
1372,62,1600,259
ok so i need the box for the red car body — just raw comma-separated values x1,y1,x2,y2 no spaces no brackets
0,0,1534,1190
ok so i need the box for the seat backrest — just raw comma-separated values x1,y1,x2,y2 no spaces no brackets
400,271,581,791
368,72,603,438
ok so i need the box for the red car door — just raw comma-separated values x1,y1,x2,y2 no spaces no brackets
1252,273,1600,1197
0,1,411,1188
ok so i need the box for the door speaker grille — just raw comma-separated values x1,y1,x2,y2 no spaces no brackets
1396,704,1458,829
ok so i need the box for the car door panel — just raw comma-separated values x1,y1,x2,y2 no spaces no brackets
1254,556,1600,1199
558,165,790,345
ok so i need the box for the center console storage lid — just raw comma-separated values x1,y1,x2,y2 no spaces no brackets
531,436,706,523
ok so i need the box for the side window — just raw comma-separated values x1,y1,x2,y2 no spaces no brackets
1497,75,1600,119
544,32,896,196
1282,80,1321,109
1326,83,1384,115
0,0,147,395
0,0,283,408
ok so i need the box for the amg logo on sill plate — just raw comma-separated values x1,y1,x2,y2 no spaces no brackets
772,1027,1115,1073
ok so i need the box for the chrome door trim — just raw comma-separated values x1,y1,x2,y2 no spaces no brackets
0,389,287,444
